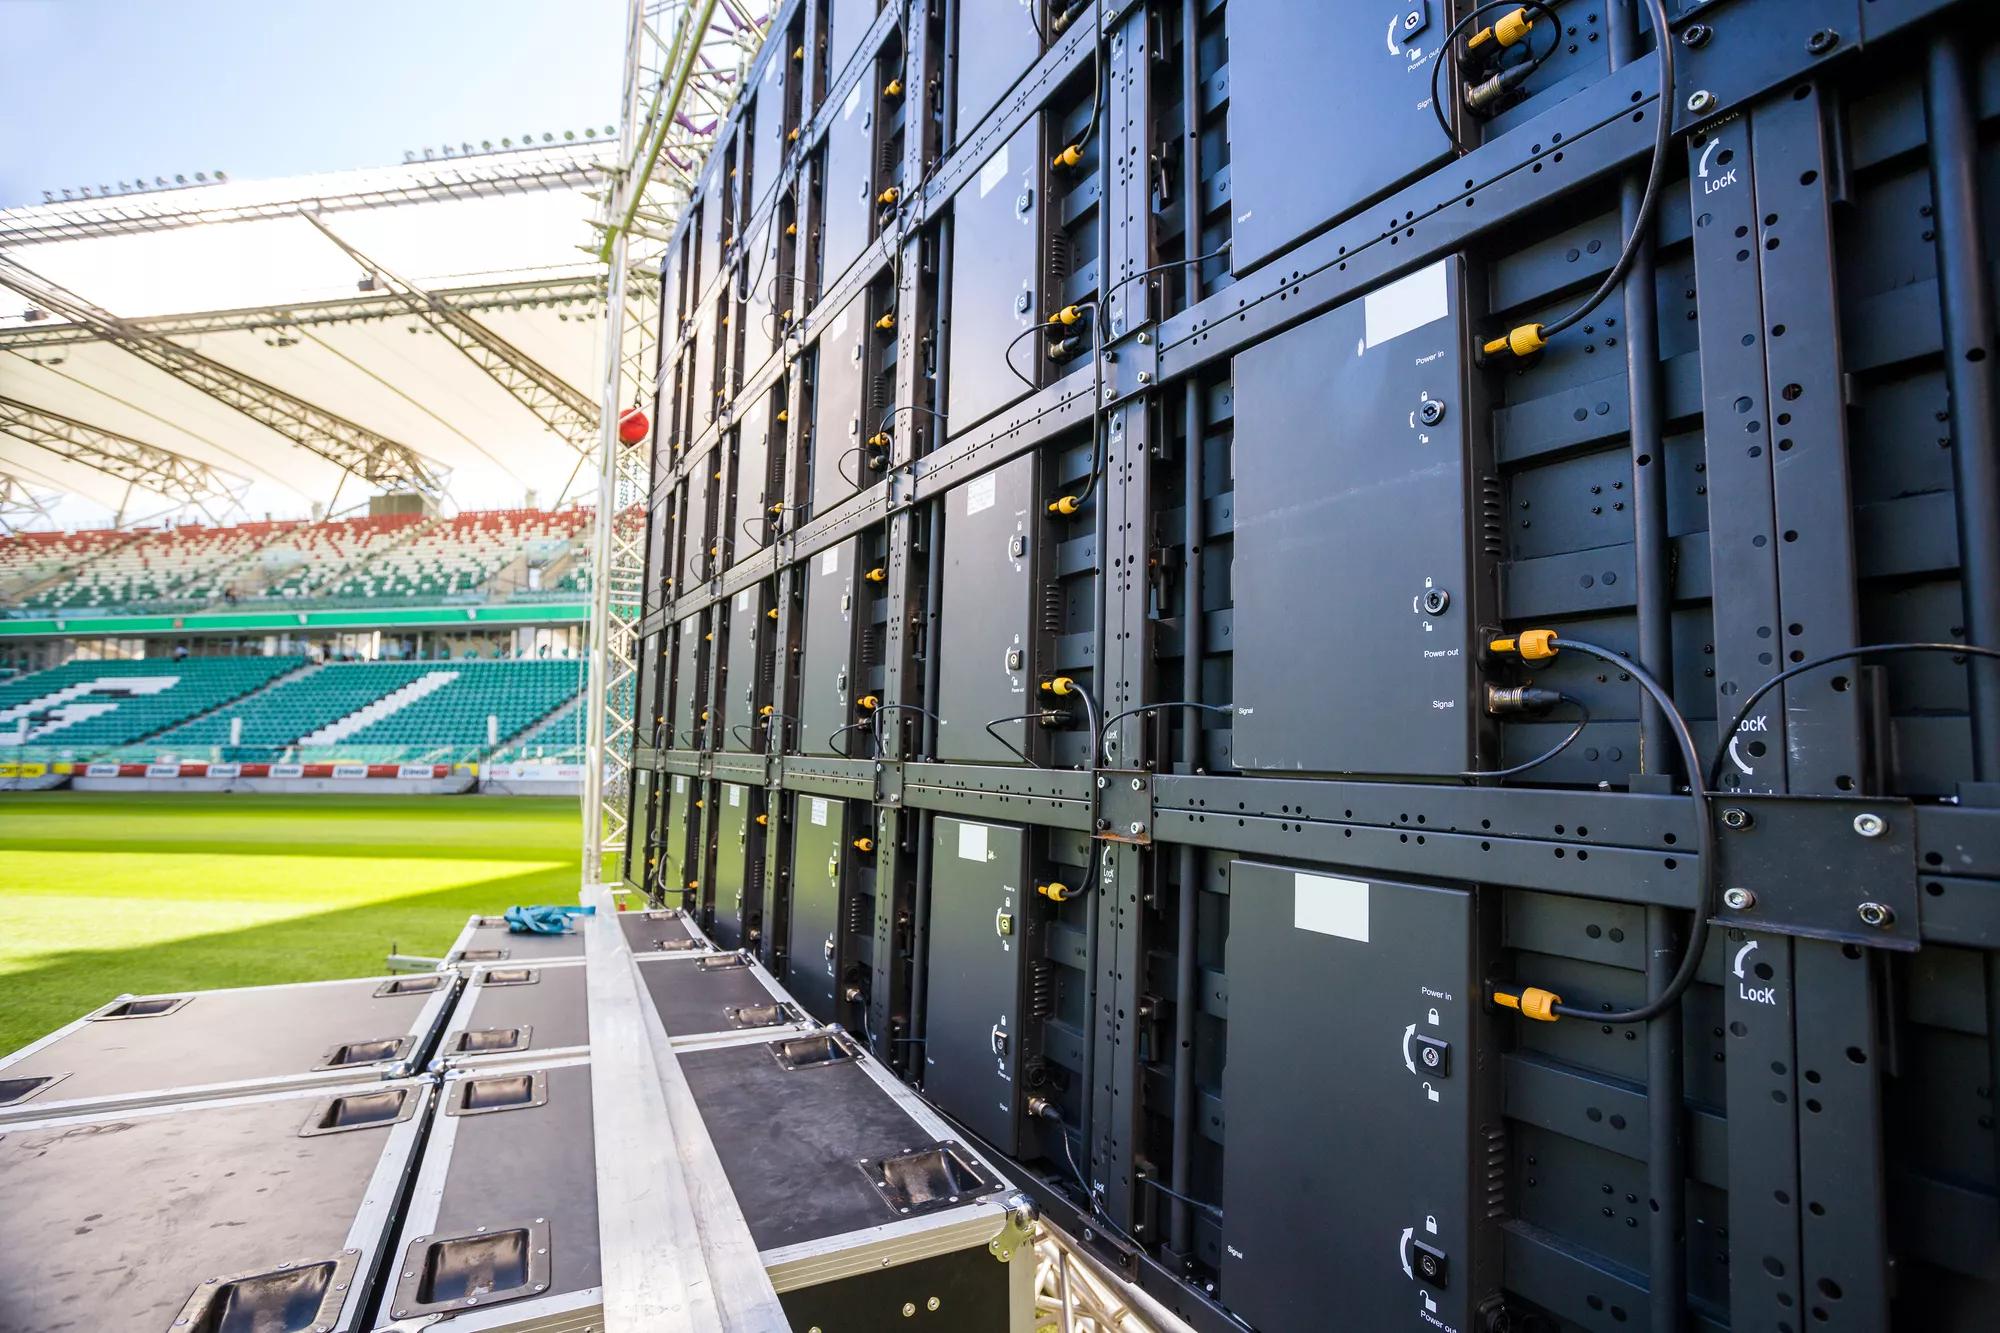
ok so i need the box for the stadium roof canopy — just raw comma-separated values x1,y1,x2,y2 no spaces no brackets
0,142,628,530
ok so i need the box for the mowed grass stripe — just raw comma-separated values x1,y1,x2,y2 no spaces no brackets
0,792,587,1052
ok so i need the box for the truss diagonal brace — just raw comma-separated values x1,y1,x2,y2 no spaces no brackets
301,214,601,453
0,395,251,512
0,255,447,495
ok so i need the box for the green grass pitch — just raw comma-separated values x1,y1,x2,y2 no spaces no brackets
0,792,591,1053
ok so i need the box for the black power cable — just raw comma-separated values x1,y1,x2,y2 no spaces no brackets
1706,641,2000,792
1099,700,1234,763
1461,696,1591,780
1427,1,1564,152
1447,0,1675,354
1493,637,1710,1026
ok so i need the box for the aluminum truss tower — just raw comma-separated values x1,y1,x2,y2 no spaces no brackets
583,0,772,888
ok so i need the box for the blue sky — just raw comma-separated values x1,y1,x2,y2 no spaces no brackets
0,0,626,207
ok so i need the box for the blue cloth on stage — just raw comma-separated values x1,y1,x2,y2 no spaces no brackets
504,904,596,935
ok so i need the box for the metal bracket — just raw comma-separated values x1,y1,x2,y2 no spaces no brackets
1094,771,1155,846
1712,795,1919,950
875,758,905,808
988,1191,1040,1263
390,1218,553,1319
857,1141,1001,1218
172,1248,361,1333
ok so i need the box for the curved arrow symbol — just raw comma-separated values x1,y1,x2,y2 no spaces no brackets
1400,1227,1415,1279
1732,939,1760,979
1403,1023,1418,1075
1698,137,1722,180
1728,733,1755,775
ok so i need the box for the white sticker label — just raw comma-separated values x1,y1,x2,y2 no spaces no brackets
736,589,751,610
728,784,742,806
957,821,989,862
1295,873,1370,942
1363,260,1449,349
675,775,688,793
844,83,863,120
831,303,853,341
820,547,840,575
966,473,997,515
810,797,830,826
978,142,1012,198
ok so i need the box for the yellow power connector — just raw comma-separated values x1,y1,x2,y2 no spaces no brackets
703,631,714,642
756,813,769,826
788,127,801,143
687,878,699,889
852,837,875,853
767,607,780,620
1036,881,1073,902
1048,495,1081,516
865,566,887,583
792,44,804,61
1041,676,1078,697
867,431,892,449
857,694,880,710
694,799,705,809
1469,6,1534,50
875,311,896,330
1052,143,1084,169
776,408,789,421
785,222,797,235
1482,323,1548,360
759,704,775,716
1048,304,1087,327
1494,987,1563,1022
884,77,903,96
769,500,785,514
1489,629,1560,662
877,186,900,207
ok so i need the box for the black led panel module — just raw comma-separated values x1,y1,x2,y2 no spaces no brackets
920,817,1033,1154
1231,258,1485,777
1220,862,1480,1333
945,124,1043,434
935,452,1038,764
798,536,861,756
785,791,847,1021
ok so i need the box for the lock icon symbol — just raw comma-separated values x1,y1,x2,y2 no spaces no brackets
1427,1007,1440,1026
1425,1215,1438,1234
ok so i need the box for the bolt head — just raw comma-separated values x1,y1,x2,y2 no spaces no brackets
1853,812,1886,838
1721,807,1752,830
1137,370,1152,384
1857,900,1894,928
1686,90,1716,114
1806,28,1840,54
1682,22,1712,46
1722,887,1756,911
1130,776,1145,791
1128,821,1144,835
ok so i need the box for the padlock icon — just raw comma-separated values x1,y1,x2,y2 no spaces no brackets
1427,1007,1440,1026
1425,1215,1438,1234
